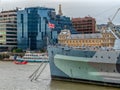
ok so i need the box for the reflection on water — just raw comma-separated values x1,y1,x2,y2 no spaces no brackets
50,80,119,90
0,61,119,90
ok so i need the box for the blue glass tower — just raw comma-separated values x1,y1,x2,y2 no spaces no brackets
17,6,76,50
17,7,56,50
50,15,77,34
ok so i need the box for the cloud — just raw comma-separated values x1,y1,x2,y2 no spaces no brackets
0,0,120,24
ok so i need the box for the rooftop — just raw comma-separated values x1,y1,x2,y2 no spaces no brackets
70,33,102,39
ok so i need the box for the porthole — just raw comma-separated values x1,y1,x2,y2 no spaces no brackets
117,57,119,59
113,70,116,72
108,56,111,59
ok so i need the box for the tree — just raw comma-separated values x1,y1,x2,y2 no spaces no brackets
12,48,23,53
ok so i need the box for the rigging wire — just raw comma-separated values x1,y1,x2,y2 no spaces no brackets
92,4,120,24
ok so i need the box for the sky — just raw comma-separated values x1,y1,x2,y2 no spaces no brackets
0,0,120,24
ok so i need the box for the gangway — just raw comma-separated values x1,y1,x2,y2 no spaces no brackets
29,61,48,81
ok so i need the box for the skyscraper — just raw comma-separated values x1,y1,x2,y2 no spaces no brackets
17,6,76,50
0,9,17,51
17,7,56,50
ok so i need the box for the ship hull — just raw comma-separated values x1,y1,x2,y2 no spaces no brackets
48,45,120,87
51,75,120,87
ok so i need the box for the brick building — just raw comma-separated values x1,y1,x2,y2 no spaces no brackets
72,17,96,34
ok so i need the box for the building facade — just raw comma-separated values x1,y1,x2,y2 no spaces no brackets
58,29,115,48
17,7,56,50
72,17,96,34
0,9,17,51
50,15,76,34
17,6,76,50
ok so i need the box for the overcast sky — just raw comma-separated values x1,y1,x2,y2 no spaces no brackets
0,0,120,24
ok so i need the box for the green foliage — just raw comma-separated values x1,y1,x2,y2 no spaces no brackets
0,54,9,60
12,48,23,53
40,48,46,53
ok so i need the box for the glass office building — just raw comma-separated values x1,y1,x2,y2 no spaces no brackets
17,7,75,50
17,7,56,50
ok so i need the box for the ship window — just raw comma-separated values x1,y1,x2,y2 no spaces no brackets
113,70,116,72
79,67,80,69
101,56,103,58
95,56,97,58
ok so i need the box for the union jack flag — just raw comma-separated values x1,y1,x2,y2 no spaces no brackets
48,22,55,29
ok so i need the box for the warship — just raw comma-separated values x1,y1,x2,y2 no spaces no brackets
47,8,120,86
47,26,120,87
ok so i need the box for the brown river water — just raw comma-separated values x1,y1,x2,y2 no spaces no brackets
0,61,119,90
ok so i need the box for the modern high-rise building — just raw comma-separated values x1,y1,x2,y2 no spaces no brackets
17,6,76,50
17,7,57,50
0,9,17,51
50,4,77,34
72,17,96,34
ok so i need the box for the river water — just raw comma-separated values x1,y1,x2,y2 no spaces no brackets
0,61,119,90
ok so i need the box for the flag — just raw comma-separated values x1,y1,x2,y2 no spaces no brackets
48,22,55,29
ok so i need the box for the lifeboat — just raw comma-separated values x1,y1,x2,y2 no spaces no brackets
14,61,28,65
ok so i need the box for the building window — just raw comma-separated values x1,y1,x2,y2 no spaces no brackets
21,14,24,38
39,17,41,32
